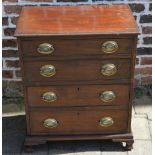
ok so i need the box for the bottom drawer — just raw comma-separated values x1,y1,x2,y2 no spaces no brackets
29,108,128,135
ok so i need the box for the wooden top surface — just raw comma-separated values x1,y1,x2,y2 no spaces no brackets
15,4,139,37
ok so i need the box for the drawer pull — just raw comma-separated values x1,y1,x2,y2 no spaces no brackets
99,117,114,127
100,91,116,102
102,41,118,53
37,43,54,54
40,65,56,77
101,64,117,76
42,92,57,102
43,118,58,128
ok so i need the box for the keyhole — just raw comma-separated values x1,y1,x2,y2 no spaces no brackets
77,112,80,116
77,87,80,91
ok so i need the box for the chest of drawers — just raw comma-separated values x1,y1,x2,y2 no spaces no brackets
15,4,139,152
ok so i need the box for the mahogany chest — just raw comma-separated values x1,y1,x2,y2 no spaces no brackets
15,4,139,151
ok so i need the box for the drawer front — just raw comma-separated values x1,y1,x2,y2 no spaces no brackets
30,109,128,135
21,38,133,57
27,85,129,107
24,59,131,82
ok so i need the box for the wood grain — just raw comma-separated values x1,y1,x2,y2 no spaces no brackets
29,108,128,135
15,5,139,36
15,4,138,149
21,38,133,57
24,59,131,82
27,84,130,107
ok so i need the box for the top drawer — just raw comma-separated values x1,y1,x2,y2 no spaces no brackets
21,38,134,57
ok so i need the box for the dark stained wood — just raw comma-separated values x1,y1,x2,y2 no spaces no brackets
24,59,131,82
15,5,139,36
29,109,128,135
127,37,138,133
23,54,132,61
27,84,130,107
112,138,134,150
15,4,138,151
24,132,134,152
24,79,131,86
17,38,31,134
25,132,133,141
29,105,128,110
21,38,134,57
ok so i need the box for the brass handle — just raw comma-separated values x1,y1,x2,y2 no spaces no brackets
100,91,116,102
99,117,114,127
102,41,118,53
40,65,56,77
42,92,57,102
37,43,54,54
101,64,117,76
43,118,58,128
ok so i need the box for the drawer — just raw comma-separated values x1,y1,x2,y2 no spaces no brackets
27,84,129,107
24,59,131,82
29,109,128,135
21,38,133,57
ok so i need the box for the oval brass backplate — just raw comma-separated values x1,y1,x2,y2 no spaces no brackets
43,118,58,128
102,41,118,53
100,91,116,102
99,117,114,127
42,92,57,102
40,64,56,77
101,64,117,76
37,43,54,54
